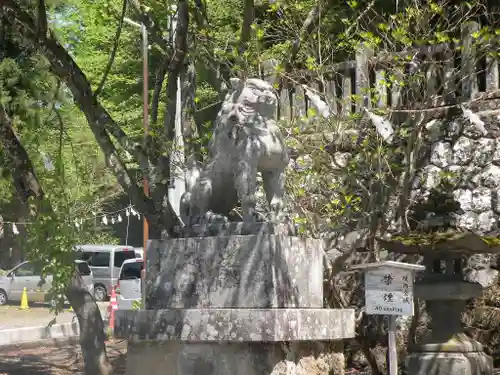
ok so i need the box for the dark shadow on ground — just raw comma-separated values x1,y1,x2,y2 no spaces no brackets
0,339,126,375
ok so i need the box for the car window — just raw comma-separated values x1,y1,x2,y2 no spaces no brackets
76,262,92,276
76,252,92,262
114,251,136,268
120,261,144,280
14,263,38,277
91,252,110,267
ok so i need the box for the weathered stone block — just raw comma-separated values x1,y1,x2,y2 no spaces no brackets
115,308,355,342
124,341,346,375
146,231,324,309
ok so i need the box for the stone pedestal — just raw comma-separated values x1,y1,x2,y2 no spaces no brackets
406,277,493,375
115,223,355,375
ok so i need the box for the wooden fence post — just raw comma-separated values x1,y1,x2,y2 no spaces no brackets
442,48,456,104
342,71,353,117
375,69,388,108
486,53,499,92
461,21,480,100
356,44,374,112
391,67,404,109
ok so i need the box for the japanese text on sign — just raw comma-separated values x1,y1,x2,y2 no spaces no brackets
364,267,414,316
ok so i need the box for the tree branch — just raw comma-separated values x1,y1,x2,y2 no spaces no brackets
36,0,47,40
0,103,43,202
238,0,254,62
278,0,334,89
163,0,189,140
94,0,127,97
128,0,170,53
1,0,181,234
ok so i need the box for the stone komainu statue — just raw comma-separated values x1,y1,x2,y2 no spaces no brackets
180,77,289,226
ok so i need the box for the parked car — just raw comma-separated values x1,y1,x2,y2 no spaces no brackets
0,260,94,306
116,258,143,310
74,244,136,302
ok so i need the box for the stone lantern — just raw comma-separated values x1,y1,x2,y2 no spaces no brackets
378,232,497,375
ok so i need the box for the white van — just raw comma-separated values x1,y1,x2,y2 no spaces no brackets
116,258,143,310
75,245,136,302
0,260,94,305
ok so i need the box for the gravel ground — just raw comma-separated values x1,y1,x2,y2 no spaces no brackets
0,340,126,375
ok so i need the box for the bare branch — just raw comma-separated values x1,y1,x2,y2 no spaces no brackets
238,0,254,69
94,0,127,97
128,0,169,53
163,0,189,140
279,0,334,86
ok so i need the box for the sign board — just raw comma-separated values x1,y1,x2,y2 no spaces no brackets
365,266,414,316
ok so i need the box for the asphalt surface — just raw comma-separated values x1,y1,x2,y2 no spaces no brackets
0,303,108,331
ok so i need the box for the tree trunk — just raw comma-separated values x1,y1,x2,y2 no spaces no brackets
66,271,113,375
1,71,113,375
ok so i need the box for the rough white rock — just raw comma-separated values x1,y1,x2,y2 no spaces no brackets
451,137,474,165
422,165,442,190
456,212,477,230
447,120,463,138
472,188,492,212
332,152,350,168
473,138,495,167
480,165,500,189
430,142,452,168
453,189,473,211
477,210,495,232
493,139,500,163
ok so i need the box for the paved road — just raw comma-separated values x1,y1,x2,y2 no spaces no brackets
0,302,109,331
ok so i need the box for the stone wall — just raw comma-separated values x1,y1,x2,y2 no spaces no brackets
406,102,500,287
415,109,500,234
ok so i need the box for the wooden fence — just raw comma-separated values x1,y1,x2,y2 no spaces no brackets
277,21,500,120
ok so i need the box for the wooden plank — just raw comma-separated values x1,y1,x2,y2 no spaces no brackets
390,67,404,109
342,71,352,117
293,85,307,119
486,54,499,91
442,48,456,105
279,86,291,121
356,44,374,112
461,21,479,99
426,62,438,105
375,69,388,108
325,78,338,116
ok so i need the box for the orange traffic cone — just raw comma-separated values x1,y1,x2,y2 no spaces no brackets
107,285,118,335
